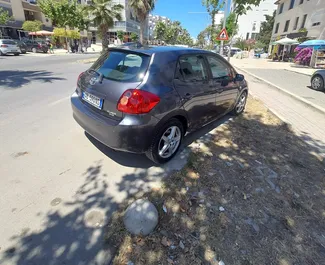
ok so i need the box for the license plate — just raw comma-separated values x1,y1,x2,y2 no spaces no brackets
82,91,103,109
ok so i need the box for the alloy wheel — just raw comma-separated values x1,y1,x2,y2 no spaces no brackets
236,93,247,113
158,126,181,158
312,76,323,90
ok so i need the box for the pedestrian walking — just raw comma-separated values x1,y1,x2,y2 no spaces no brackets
49,42,54,54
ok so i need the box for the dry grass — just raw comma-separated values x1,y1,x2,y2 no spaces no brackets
106,97,325,265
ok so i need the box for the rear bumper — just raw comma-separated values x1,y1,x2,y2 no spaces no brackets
71,92,160,153
0,48,20,54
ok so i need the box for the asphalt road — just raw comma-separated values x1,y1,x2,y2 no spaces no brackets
244,68,325,110
0,54,194,265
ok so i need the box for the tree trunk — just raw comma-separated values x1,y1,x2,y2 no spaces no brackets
139,20,145,44
101,27,109,51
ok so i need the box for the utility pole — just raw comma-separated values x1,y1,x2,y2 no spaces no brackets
219,0,228,56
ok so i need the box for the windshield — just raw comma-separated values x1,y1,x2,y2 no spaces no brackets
91,50,150,82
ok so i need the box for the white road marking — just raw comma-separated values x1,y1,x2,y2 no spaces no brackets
49,96,70,107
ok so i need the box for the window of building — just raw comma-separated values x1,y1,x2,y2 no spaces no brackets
312,22,321,26
300,0,304,4
301,14,307,28
252,22,256,31
251,33,258,40
246,32,250,40
293,17,299,30
275,23,280,34
279,3,284,14
284,20,290,32
289,0,295,9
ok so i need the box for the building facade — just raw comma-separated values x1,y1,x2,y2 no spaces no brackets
0,0,52,39
148,14,170,42
271,0,325,42
85,0,148,44
232,0,277,40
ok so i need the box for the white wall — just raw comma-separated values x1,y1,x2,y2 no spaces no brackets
235,0,277,40
272,0,325,40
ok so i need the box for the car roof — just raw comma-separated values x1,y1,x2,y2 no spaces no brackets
110,46,211,56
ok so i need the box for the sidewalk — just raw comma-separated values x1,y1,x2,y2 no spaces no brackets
231,58,315,76
231,57,325,114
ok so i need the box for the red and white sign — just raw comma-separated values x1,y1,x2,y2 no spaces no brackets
216,28,229,41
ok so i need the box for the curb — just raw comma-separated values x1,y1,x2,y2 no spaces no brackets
235,67,325,115
283,68,312,77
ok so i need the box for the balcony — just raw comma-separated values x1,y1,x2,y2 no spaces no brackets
22,0,41,12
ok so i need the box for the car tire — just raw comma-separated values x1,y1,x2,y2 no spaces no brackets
231,91,248,116
146,118,184,164
32,48,37,53
311,75,325,91
0,50,4,56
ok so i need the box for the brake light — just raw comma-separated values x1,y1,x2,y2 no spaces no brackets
1,45,8,48
38,44,41,48
77,72,84,86
117,89,160,114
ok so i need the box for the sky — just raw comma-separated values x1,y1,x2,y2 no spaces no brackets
152,0,231,38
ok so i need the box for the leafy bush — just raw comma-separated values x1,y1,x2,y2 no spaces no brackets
294,47,313,65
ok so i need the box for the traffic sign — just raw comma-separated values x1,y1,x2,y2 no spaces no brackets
216,28,229,41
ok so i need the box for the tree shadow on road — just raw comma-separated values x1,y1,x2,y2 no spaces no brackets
1,98,325,265
0,70,66,89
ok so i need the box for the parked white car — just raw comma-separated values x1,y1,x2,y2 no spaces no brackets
0,39,21,56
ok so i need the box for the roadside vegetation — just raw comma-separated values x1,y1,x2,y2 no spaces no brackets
106,96,325,265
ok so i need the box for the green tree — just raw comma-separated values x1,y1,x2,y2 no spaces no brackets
154,21,167,41
202,0,222,44
84,0,123,49
232,0,262,25
257,11,275,50
130,32,138,42
128,0,155,44
53,27,68,38
117,30,124,43
68,30,80,39
0,7,10,26
197,31,207,48
177,28,193,46
217,12,238,39
22,20,43,32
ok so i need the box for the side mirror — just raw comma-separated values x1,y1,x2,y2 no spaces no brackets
235,74,245,82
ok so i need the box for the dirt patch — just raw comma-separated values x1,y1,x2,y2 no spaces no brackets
106,96,325,265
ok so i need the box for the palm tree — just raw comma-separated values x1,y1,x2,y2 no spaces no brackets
128,0,155,44
84,0,123,50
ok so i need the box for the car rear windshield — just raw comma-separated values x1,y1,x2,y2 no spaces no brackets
91,50,150,82
2,40,16,45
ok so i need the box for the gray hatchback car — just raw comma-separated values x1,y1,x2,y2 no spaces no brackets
71,46,248,163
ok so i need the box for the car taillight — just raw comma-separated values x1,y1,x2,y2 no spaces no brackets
1,45,8,48
117,89,160,114
77,72,84,86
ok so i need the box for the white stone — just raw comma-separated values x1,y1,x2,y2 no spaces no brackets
123,199,158,236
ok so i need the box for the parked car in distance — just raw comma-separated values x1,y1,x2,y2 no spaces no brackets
311,70,325,91
230,47,242,57
0,39,21,56
14,40,27,54
24,40,48,53
71,47,248,163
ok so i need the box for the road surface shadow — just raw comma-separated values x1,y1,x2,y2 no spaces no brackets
85,115,231,169
1,111,325,265
0,70,66,89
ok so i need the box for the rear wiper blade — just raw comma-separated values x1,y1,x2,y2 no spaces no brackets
88,69,104,84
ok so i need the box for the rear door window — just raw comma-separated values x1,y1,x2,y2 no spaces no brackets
178,55,208,81
91,50,150,82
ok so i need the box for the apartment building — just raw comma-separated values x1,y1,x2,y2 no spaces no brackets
148,14,171,41
271,0,325,42
85,0,148,44
232,0,277,40
0,0,52,38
